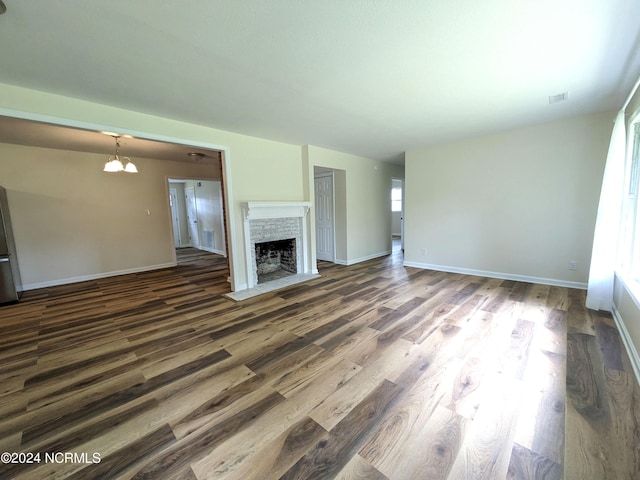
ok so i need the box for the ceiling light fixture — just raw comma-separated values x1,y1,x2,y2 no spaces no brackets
187,152,205,161
103,135,138,173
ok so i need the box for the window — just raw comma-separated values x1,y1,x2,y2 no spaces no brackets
621,120,640,277
628,123,640,196
391,187,402,212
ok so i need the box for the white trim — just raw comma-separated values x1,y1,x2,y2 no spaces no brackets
22,262,176,291
168,187,182,249
611,304,640,386
334,250,392,266
220,148,239,292
235,281,248,291
243,202,312,221
612,271,640,385
615,271,640,311
403,261,587,289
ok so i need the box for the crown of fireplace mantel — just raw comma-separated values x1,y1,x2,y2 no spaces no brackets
242,201,312,221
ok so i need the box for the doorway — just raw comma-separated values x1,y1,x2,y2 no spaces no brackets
314,172,335,262
168,178,227,258
185,186,199,248
392,178,404,252
169,188,182,248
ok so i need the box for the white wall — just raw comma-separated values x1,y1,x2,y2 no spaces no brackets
392,212,402,236
404,111,613,287
0,142,217,289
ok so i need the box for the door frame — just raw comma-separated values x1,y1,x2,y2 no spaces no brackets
169,188,182,248
168,178,228,255
0,107,243,291
184,186,200,248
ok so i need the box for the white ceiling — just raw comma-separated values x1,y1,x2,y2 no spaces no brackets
0,0,639,164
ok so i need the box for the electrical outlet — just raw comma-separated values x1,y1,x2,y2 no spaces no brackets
421,248,428,256
568,261,577,271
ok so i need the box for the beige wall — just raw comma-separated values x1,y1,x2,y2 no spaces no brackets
305,145,404,265
0,142,217,288
404,111,613,287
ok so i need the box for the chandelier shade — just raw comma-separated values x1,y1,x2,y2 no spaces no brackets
103,136,138,173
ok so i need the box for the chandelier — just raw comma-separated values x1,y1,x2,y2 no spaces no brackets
103,135,138,173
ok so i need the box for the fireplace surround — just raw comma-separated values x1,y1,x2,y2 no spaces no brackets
242,201,313,289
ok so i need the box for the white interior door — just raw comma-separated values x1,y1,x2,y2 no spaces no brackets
169,189,181,248
185,187,199,248
314,173,335,262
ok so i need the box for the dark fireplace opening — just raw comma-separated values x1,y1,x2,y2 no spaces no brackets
255,238,297,284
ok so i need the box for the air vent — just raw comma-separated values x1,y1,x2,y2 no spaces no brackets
549,92,569,104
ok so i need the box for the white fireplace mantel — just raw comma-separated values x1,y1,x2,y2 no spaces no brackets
243,201,311,221
242,201,313,290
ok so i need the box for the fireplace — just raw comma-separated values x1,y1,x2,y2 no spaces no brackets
242,201,315,289
255,238,297,284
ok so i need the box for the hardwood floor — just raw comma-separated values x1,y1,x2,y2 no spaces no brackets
0,247,638,479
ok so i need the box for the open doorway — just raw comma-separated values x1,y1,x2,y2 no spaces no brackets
313,166,347,266
392,178,404,253
168,178,226,259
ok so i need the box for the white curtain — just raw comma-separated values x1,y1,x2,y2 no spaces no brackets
586,109,627,311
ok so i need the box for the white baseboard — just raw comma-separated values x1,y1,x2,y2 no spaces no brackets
402,261,588,290
232,282,248,292
22,262,177,291
611,304,640,386
334,250,392,266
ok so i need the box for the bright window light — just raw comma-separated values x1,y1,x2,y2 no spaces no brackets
391,187,402,212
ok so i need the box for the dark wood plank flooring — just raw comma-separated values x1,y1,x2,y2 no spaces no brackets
0,247,638,479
